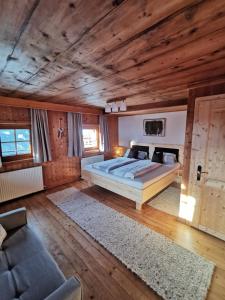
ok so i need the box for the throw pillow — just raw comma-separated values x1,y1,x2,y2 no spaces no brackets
128,148,138,159
152,151,163,163
138,151,148,160
0,224,7,248
163,152,177,165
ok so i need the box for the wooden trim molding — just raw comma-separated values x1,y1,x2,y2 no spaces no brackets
0,96,103,115
111,99,187,116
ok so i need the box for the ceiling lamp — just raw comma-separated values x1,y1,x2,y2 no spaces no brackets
119,100,127,112
105,103,111,113
105,98,127,113
112,102,119,113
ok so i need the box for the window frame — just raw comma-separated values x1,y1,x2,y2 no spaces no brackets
82,124,100,152
0,124,33,163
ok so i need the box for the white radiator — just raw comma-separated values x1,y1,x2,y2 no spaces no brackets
0,166,44,203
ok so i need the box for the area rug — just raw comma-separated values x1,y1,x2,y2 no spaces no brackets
47,187,215,300
148,186,180,217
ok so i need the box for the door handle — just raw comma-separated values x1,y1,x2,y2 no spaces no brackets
197,165,208,181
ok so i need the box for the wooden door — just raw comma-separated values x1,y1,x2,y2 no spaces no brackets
188,94,225,240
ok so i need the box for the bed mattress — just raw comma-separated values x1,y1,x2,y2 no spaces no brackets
84,163,180,190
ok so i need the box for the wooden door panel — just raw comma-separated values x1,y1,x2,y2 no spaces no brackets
200,186,225,234
189,95,225,239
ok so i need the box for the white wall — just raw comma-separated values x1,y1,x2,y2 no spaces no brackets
119,111,187,147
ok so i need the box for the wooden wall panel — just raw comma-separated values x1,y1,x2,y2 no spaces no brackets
0,105,118,188
0,106,35,172
104,115,119,159
0,106,30,123
82,114,99,125
0,106,81,188
42,110,80,188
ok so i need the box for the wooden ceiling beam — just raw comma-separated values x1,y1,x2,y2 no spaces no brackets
110,98,187,116
0,96,103,115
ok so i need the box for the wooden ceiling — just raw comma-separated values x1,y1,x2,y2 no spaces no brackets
0,0,225,109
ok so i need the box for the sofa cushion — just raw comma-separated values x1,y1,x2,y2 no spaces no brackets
3,226,45,267
0,250,8,273
0,270,16,300
11,250,65,300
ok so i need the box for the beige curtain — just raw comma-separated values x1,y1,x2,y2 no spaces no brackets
67,112,83,157
31,109,52,163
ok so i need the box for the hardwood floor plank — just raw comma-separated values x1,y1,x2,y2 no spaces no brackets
0,180,225,300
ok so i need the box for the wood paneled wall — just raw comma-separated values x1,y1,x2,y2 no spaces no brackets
0,105,118,189
182,82,225,198
42,110,81,188
104,115,119,159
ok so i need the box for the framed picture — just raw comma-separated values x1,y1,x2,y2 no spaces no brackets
143,118,166,136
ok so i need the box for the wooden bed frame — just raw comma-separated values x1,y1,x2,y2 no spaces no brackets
82,168,178,210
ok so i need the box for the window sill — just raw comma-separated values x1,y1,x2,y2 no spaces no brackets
82,150,104,158
0,161,41,173
1,158,34,165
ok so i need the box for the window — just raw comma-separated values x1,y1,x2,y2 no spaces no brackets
82,125,99,151
0,128,32,162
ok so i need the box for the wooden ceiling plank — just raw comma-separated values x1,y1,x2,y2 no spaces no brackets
38,33,225,105
113,98,187,115
40,54,225,106
0,0,225,107
97,0,225,71
17,4,224,106
16,0,223,96
1,0,198,97
0,0,38,72
0,0,115,93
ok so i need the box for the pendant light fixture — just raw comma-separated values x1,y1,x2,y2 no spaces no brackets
105,103,111,113
112,102,119,113
105,98,127,113
119,100,127,112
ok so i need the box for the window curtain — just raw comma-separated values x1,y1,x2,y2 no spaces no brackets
67,112,83,157
30,109,52,163
0,138,2,168
99,115,110,152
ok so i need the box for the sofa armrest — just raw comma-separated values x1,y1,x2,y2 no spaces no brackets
44,277,81,300
0,207,27,231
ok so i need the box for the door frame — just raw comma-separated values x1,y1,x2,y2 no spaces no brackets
186,93,225,239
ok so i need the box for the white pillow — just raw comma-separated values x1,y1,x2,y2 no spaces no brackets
163,152,177,165
123,149,130,158
0,224,7,248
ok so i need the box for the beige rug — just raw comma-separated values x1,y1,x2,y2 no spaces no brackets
148,186,180,217
48,187,215,300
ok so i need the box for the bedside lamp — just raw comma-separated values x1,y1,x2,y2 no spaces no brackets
114,146,123,157
129,140,136,148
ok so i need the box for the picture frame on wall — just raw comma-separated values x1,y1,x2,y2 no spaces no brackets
143,118,166,137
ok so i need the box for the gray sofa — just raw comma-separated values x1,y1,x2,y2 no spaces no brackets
0,207,81,300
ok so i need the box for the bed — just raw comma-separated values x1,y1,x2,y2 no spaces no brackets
82,146,180,210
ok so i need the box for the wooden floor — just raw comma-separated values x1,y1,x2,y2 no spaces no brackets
1,180,225,300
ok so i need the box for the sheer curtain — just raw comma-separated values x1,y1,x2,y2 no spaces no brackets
30,109,52,163
99,115,110,152
67,112,83,157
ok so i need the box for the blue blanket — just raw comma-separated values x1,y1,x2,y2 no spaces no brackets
111,160,161,179
91,157,136,173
